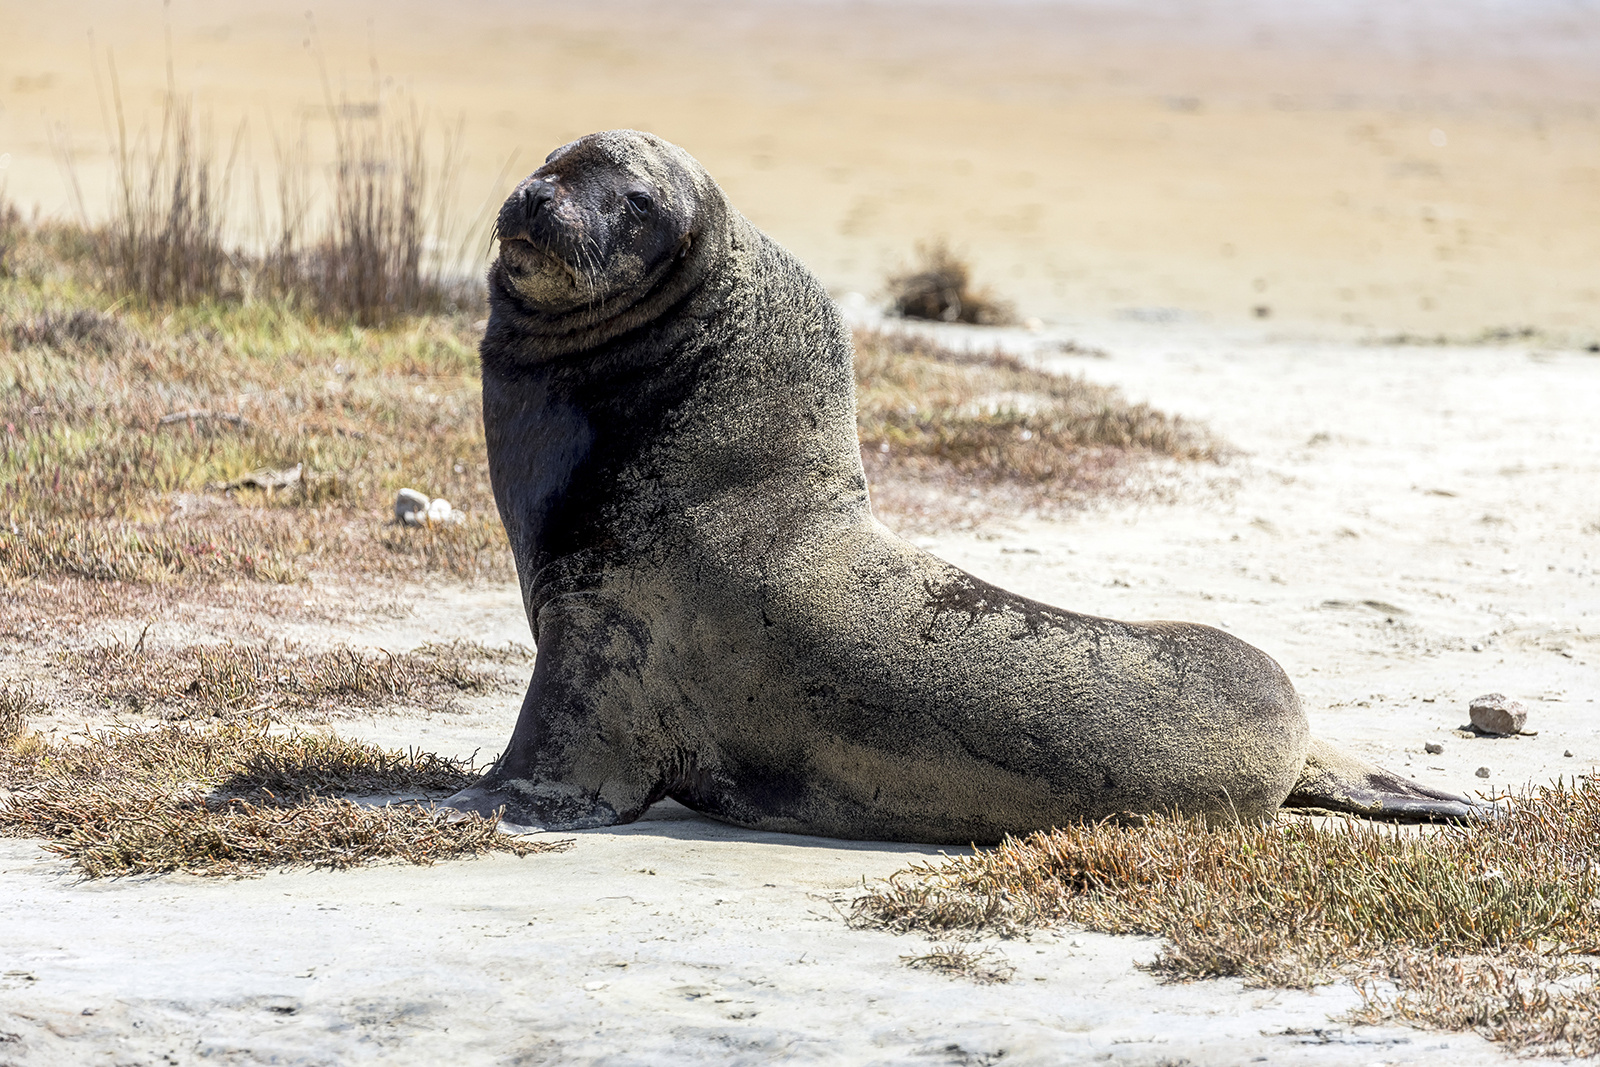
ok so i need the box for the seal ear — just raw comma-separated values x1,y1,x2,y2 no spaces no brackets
677,235,693,260
545,140,580,164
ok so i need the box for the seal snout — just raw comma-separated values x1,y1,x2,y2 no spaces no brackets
497,177,558,245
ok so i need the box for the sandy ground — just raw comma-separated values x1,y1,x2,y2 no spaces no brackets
3,0,1600,334
4,318,1597,1066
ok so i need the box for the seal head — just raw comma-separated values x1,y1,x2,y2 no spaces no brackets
489,130,727,357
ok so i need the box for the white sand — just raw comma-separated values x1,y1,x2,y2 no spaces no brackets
4,321,1596,1065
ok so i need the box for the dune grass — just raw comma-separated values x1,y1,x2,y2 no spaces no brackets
0,683,43,743
91,62,472,324
0,716,564,877
851,785,1600,1056
899,943,1016,985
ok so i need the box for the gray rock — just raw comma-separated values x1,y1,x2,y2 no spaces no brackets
395,488,431,526
1474,766,1491,778
1424,742,1443,755
1468,693,1528,736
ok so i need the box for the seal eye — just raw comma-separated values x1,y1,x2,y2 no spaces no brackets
624,191,654,217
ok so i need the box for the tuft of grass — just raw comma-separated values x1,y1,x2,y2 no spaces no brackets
295,101,465,326
886,241,1016,326
102,79,237,307
0,719,566,877
0,682,43,742
1351,951,1600,1058
88,60,477,325
0,194,24,277
851,782,1600,1056
64,639,510,720
900,943,1016,984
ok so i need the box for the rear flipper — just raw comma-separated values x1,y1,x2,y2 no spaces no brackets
1282,737,1497,822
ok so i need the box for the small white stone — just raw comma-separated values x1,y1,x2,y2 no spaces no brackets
583,981,608,991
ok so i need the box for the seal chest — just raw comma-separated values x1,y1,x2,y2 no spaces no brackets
444,128,1481,841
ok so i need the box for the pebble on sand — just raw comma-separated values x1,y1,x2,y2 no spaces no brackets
1475,766,1491,778
1468,692,1528,736
1424,742,1443,755
394,488,464,527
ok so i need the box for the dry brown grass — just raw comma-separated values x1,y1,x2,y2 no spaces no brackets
900,943,1016,985
102,83,236,307
0,718,565,878
1,246,513,607
886,242,1015,326
851,782,1600,1054
88,63,475,324
63,638,514,720
0,683,43,743
854,328,1217,528
1352,951,1600,1057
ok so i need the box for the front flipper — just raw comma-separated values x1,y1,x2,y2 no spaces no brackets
438,592,671,832
1283,737,1497,822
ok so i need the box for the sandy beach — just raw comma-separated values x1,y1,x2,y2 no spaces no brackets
2,2,1599,1064
5,315,1597,1065
3,0,1599,333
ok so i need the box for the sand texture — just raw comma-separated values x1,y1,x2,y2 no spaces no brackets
4,318,1596,1065
3,0,1598,333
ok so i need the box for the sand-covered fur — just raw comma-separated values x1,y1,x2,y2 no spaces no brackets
448,130,1477,842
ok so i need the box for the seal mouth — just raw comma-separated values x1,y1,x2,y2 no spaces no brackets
498,236,580,282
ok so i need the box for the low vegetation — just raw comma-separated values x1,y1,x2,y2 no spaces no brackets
94,71,472,324
64,638,519,720
855,328,1217,528
851,784,1600,1057
886,241,1015,326
1,236,511,607
0,716,565,877
0,683,43,743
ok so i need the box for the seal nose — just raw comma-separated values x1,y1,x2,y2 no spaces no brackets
497,177,558,244
521,179,556,221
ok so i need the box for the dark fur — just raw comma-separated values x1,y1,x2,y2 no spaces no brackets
445,130,1483,841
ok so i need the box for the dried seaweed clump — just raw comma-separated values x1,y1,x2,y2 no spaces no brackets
851,782,1600,1057
886,242,1016,326
0,719,566,877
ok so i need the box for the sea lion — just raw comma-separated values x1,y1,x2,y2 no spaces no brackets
443,129,1483,842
